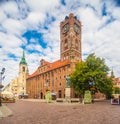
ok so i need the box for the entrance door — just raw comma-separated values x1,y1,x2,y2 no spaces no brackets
40,92,43,99
58,90,62,98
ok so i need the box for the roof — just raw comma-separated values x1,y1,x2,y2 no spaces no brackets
27,69,39,78
27,59,71,79
20,51,27,65
48,59,70,71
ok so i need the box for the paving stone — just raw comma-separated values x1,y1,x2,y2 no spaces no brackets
0,99,120,124
0,105,13,118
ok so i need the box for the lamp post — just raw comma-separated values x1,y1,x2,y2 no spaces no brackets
0,67,5,106
89,81,95,103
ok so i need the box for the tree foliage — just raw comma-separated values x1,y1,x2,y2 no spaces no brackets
70,53,113,98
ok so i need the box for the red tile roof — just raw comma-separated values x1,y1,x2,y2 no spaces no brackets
27,69,39,78
27,59,71,79
48,59,70,71
112,77,120,86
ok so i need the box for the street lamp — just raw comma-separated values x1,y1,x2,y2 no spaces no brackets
89,81,96,91
0,67,5,106
89,81,96,103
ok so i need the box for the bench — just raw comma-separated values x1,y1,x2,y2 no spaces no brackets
70,98,79,103
56,98,64,102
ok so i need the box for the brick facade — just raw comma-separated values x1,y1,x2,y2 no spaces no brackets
26,13,82,99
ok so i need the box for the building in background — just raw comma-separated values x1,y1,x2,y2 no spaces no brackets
26,13,82,99
3,51,29,98
18,51,29,96
2,83,11,92
113,77,120,97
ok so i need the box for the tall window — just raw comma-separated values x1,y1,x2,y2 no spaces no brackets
58,90,62,98
23,67,25,72
75,39,78,50
64,39,68,50
52,80,54,87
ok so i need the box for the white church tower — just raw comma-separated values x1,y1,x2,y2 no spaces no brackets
19,51,29,95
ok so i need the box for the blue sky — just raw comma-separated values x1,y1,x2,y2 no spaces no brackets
0,0,120,86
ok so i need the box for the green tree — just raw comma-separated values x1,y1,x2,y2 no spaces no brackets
70,62,89,97
70,53,113,99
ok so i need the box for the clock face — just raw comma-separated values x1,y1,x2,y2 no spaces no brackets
62,23,69,34
74,23,80,34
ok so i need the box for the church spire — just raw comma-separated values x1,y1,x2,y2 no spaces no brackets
20,51,27,65
111,68,115,78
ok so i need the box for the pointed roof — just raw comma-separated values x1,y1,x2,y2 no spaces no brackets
20,51,27,65
111,68,115,78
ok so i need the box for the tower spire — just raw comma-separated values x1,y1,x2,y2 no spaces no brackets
20,51,27,65
111,67,115,78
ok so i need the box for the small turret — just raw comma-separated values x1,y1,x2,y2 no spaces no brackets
111,68,115,78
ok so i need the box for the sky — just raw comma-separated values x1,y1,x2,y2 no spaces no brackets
0,0,120,87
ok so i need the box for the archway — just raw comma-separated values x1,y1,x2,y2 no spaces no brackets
40,92,43,99
58,90,62,98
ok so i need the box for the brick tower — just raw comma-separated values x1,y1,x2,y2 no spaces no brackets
60,13,82,62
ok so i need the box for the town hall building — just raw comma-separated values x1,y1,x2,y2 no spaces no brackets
26,13,82,99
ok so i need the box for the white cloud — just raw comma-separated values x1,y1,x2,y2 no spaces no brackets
0,1,19,19
0,0,120,87
26,44,43,52
112,7,120,20
25,0,60,12
2,18,26,35
0,33,22,49
0,10,7,23
25,12,46,30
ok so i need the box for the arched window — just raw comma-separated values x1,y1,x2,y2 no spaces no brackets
75,39,78,50
64,39,68,50
23,67,25,72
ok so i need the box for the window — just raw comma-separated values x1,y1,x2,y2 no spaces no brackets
64,39,68,50
23,67,25,72
52,80,54,87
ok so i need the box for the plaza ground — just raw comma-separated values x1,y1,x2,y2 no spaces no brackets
0,99,120,124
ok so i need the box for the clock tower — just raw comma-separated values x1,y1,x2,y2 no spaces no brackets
60,13,82,62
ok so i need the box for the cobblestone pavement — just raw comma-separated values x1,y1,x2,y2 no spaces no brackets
0,99,120,124
0,105,13,118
